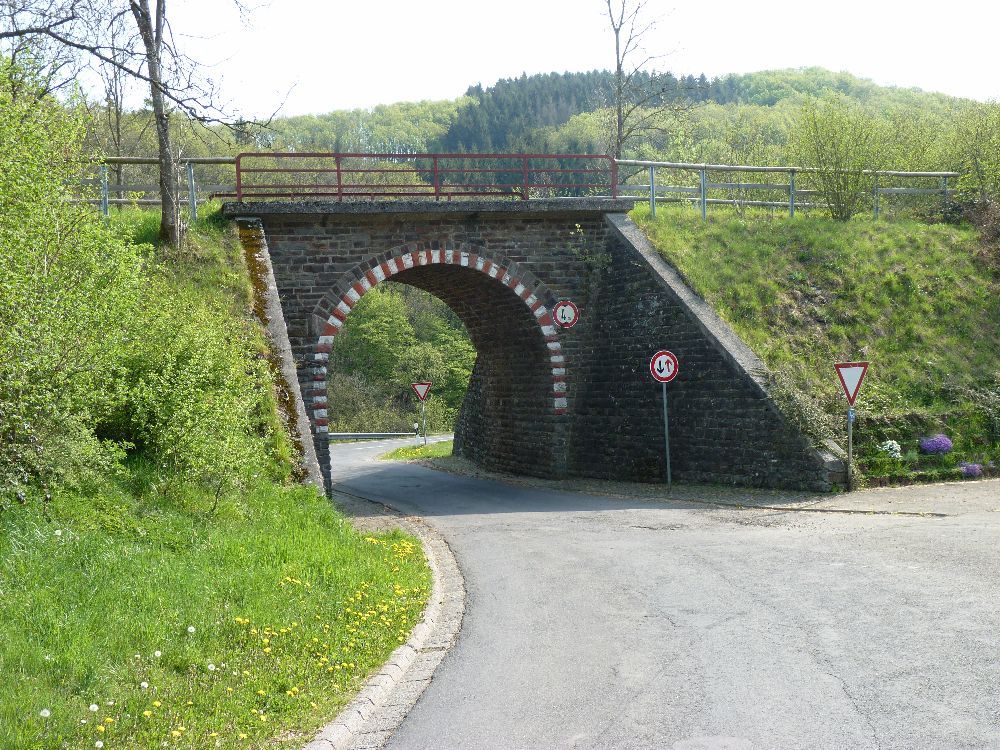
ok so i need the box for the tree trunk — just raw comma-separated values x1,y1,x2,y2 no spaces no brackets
130,0,179,248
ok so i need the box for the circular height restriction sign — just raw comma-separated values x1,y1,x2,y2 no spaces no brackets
553,300,579,328
650,350,679,383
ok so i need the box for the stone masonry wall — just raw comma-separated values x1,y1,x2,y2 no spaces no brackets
223,200,841,494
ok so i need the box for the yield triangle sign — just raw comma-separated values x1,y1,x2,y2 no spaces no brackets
834,362,869,406
411,381,432,401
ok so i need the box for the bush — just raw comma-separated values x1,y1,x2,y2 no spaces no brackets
0,62,284,503
790,94,888,220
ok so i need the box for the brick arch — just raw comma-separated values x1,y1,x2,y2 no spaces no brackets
305,241,569,439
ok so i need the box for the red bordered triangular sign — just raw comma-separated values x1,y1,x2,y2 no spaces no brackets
834,362,869,406
411,382,432,401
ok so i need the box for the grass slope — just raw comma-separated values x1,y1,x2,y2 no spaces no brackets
633,204,999,482
380,440,454,462
1,209,430,749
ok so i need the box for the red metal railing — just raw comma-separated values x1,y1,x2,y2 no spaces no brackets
233,152,619,201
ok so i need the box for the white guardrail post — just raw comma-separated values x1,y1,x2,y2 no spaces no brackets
649,164,656,217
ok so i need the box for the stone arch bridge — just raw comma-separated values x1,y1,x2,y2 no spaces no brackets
223,198,843,494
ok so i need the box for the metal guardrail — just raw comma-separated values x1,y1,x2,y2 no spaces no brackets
233,152,618,201
616,159,961,219
87,156,237,220
327,432,419,440
85,153,962,221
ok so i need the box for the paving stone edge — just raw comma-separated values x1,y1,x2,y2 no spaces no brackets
302,492,466,750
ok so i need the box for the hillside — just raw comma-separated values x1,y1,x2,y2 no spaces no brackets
266,67,976,163
633,205,1000,482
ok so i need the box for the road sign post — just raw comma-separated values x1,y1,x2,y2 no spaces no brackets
834,362,869,490
650,350,679,490
553,300,579,328
411,382,432,446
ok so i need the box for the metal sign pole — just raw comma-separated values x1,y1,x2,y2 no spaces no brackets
847,407,854,491
662,381,671,490
421,399,427,446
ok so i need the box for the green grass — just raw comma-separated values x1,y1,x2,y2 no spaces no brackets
0,206,431,749
380,440,454,462
633,204,999,481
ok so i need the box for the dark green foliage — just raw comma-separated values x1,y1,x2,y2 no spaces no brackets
328,285,475,434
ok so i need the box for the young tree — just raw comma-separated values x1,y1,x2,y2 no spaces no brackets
602,0,692,159
791,94,888,221
950,102,1000,203
1,0,239,247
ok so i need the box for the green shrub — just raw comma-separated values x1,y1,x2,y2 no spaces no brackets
0,62,286,503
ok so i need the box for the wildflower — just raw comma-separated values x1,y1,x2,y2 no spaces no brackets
140,681,149,689
143,710,152,717
154,651,161,658
209,732,218,738
39,709,51,718
96,725,105,732
919,434,953,454
95,743,104,749
878,440,902,459
171,730,181,738
54,529,62,537
959,462,984,478
152,701,161,708
187,626,196,634
208,663,216,671
238,733,248,740
89,704,99,712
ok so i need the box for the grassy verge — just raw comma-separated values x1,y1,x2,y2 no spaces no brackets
633,204,999,483
380,440,454,462
1,207,430,749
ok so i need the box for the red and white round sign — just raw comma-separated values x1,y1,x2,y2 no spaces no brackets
650,350,679,383
553,300,579,328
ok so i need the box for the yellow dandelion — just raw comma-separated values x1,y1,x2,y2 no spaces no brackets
152,701,161,708
238,733,248,740
171,730,181,738
143,711,152,718
96,726,105,733
263,647,271,654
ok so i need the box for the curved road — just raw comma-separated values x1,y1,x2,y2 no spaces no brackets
332,439,1000,750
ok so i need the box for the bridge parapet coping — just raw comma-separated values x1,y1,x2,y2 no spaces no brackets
221,198,638,220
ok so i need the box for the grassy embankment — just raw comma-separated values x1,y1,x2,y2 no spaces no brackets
1,210,430,750
633,204,999,483
380,441,455,462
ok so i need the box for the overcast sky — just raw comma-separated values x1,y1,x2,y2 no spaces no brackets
161,0,997,117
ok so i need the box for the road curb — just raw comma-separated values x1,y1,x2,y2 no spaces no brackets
302,489,466,750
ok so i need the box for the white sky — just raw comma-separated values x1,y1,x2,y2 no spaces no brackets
163,0,998,117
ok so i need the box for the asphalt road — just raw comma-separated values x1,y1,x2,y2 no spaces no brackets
331,439,1000,750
